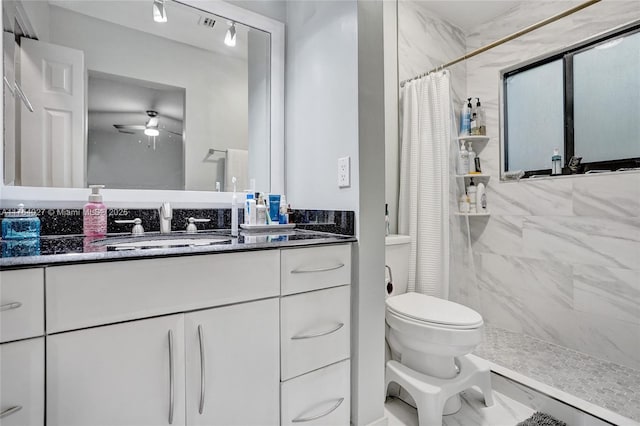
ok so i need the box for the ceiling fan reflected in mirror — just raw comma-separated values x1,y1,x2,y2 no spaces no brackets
113,110,181,137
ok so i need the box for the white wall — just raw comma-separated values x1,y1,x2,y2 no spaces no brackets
48,6,248,192
87,129,183,190
247,29,271,192
285,0,359,211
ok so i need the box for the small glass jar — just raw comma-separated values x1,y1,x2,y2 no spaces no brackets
2,204,41,240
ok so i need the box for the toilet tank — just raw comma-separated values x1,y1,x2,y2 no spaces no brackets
385,234,411,297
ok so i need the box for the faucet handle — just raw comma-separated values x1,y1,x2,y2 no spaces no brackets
115,218,144,236
186,217,211,234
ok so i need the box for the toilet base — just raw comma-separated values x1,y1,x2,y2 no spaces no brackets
385,354,494,426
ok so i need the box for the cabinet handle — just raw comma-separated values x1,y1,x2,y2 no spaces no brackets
291,263,344,274
291,323,344,340
0,302,22,312
0,405,23,419
168,330,175,425
197,324,206,415
292,398,344,423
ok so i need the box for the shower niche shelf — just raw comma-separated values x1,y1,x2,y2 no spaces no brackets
456,135,489,143
455,173,491,180
454,211,490,217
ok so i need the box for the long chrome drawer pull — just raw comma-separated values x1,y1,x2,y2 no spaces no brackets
291,263,344,274
0,405,23,419
0,302,22,312
291,323,344,340
292,398,344,423
197,325,206,415
168,330,175,425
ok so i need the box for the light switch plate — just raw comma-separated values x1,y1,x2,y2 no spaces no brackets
338,156,350,188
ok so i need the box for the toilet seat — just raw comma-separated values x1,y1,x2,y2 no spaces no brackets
386,292,483,330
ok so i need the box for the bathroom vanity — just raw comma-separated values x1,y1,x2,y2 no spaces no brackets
0,232,354,425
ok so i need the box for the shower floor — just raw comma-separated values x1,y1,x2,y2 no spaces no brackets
474,325,640,423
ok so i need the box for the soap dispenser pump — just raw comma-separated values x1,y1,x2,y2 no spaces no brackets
83,185,107,237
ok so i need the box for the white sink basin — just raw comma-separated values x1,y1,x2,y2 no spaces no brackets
95,235,232,250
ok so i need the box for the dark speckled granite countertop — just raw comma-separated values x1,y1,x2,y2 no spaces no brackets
0,229,356,269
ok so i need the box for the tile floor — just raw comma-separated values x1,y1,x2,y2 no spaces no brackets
385,388,534,426
474,325,640,422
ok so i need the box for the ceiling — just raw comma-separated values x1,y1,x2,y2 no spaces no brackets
49,0,259,59
414,1,522,33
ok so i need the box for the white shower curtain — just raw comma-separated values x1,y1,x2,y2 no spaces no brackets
398,71,452,298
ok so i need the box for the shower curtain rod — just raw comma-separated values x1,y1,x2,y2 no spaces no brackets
400,0,601,87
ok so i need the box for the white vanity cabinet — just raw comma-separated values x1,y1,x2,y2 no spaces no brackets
279,245,352,426
47,315,186,426
0,337,45,425
185,299,279,426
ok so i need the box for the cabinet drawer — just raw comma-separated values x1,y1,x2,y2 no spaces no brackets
281,285,350,380
0,338,45,425
46,250,280,333
0,269,44,343
281,244,351,295
281,359,350,426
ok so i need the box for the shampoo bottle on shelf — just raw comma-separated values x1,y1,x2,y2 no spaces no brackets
475,98,486,136
83,185,107,237
467,178,477,213
460,99,471,136
457,141,469,175
467,142,476,174
476,182,487,212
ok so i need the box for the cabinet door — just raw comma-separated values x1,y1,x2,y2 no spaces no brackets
0,338,45,425
185,299,279,426
47,315,185,426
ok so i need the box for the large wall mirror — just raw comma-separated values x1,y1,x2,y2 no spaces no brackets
1,0,284,206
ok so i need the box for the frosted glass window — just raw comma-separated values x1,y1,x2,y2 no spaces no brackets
574,31,640,163
505,60,564,172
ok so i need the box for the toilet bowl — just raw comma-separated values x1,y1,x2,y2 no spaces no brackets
384,235,493,424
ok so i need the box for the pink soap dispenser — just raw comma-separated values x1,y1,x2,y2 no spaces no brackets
83,185,107,237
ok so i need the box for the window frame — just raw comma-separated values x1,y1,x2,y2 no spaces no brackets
501,20,640,179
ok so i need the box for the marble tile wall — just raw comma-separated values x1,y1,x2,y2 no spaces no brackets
461,1,640,370
397,0,640,370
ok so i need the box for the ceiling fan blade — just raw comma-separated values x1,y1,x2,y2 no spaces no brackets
114,124,146,131
163,129,183,136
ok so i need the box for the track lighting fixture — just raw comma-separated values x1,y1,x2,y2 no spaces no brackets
224,22,236,47
153,0,167,23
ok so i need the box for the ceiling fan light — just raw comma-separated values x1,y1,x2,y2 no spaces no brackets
225,23,236,47
153,0,167,23
144,127,160,137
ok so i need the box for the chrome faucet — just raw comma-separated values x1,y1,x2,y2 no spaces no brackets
160,202,172,234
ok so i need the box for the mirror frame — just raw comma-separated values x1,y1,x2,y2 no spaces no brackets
0,0,284,207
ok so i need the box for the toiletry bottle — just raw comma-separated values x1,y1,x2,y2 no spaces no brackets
231,177,238,236
2,203,41,239
467,142,476,174
458,141,469,175
83,185,107,237
475,98,486,136
245,193,256,225
279,195,288,224
256,195,267,225
459,193,470,213
385,204,390,236
552,148,562,175
470,112,478,135
467,178,477,213
460,98,472,136
476,182,487,212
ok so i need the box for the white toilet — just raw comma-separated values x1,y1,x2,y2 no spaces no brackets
384,234,493,426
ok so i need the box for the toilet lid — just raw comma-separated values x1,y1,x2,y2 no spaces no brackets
386,292,483,328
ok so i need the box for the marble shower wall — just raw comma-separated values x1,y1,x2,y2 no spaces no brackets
459,1,640,370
